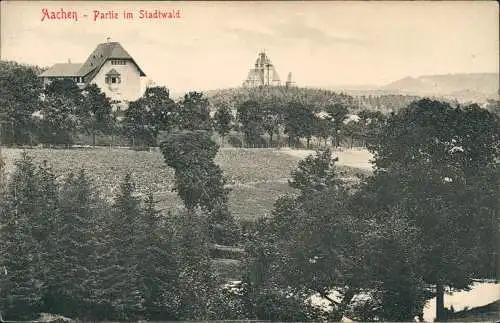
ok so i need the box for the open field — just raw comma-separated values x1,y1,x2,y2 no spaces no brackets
1,147,372,221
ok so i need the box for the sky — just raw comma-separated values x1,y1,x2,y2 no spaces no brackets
1,1,499,94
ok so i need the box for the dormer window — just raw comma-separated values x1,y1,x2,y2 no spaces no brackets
105,68,121,84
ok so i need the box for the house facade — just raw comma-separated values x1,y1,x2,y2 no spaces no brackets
39,40,146,106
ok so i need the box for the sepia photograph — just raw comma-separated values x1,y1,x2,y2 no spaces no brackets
0,1,499,322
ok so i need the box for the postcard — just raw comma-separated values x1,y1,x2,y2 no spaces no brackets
0,1,498,322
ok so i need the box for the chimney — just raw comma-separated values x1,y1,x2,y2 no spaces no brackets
107,37,111,43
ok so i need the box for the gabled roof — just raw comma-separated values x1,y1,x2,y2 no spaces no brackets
79,42,146,82
39,63,83,77
38,41,146,81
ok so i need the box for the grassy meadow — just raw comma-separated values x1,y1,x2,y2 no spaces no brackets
1,147,373,222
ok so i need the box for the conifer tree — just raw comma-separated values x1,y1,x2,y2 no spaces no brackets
46,170,104,318
98,173,144,320
136,192,181,319
168,211,219,320
0,154,59,319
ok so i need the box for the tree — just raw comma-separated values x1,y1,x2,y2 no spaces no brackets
136,192,181,319
213,103,233,146
38,94,79,145
0,154,60,319
44,78,82,104
243,150,370,321
98,174,144,320
45,170,105,319
236,100,264,147
122,86,177,147
357,109,386,147
325,103,349,148
0,61,43,145
79,84,114,146
168,211,221,320
123,99,156,147
283,101,315,148
314,115,332,148
160,130,239,245
342,118,362,148
177,92,212,132
365,99,500,321
261,102,283,147
345,201,432,321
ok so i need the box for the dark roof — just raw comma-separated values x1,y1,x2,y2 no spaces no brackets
39,63,83,77
39,42,146,81
79,42,146,82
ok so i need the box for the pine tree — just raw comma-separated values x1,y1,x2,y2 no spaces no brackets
98,173,144,320
136,192,181,319
46,170,104,318
0,154,59,319
169,211,220,320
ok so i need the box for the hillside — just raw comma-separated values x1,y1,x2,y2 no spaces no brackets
204,86,354,112
382,73,499,103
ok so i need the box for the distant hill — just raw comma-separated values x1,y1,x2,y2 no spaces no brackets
203,86,353,112
328,73,499,103
382,73,499,103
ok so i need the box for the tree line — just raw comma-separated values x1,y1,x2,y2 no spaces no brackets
1,60,408,149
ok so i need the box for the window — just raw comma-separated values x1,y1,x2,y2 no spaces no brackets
106,68,121,85
105,75,121,85
111,59,127,65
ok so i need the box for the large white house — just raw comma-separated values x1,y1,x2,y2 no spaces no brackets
39,39,147,106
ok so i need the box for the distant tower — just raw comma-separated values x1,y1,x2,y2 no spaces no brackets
243,50,281,87
286,72,295,88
